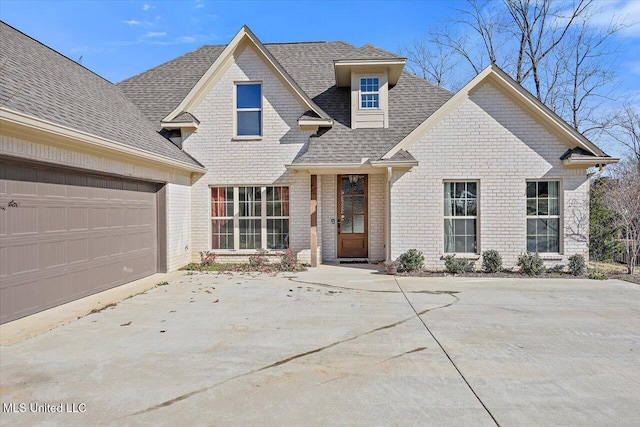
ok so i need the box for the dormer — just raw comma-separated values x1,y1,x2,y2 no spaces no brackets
334,51,406,129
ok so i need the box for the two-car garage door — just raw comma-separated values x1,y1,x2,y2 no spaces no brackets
0,158,160,324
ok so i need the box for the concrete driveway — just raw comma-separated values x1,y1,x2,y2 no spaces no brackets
1,266,638,426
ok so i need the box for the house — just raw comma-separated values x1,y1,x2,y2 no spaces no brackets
0,22,617,323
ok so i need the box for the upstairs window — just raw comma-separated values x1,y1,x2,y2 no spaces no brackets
236,83,262,136
360,77,379,109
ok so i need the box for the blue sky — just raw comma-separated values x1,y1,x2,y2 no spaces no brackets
1,0,638,156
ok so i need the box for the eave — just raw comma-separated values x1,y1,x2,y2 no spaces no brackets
334,58,406,87
0,107,207,175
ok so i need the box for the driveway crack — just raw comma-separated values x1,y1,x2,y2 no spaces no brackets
394,277,500,427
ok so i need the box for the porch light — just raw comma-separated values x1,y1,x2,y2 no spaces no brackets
348,174,361,184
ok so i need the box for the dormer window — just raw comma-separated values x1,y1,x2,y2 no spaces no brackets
360,77,379,109
236,82,262,137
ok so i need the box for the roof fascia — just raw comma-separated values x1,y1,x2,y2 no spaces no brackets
1,107,207,174
163,26,331,123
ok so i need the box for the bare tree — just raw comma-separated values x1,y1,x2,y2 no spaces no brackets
403,0,622,135
602,104,640,172
604,160,640,275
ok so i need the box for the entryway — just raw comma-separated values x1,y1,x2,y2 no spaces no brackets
337,174,368,258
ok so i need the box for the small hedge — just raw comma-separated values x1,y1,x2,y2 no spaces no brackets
517,251,545,276
399,249,425,272
588,267,607,280
568,254,586,276
444,255,468,274
482,250,503,273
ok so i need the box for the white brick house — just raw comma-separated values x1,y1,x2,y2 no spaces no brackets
0,23,617,322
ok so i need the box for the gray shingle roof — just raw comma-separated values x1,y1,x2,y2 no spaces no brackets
0,22,200,167
118,39,453,164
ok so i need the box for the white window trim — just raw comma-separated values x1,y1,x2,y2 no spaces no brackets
443,180,480,255
210,185,290,251
210,187,234,250
359,76,380,110
234,81,263,139
525,179,562,255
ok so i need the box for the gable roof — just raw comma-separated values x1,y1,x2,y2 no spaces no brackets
383,64,611,160
0,21,202,169
118,31,453,164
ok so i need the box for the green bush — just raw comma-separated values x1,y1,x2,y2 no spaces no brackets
399,249,425,272
482,250,503,273
588,268,607,280
517,251,545,276
444,255,468,274
546,264,565,274
568,254,586,276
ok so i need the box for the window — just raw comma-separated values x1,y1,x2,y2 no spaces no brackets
266,186,290,249
236,83,261,136
210,186,290,250
211,187,234,249
360,77,379,109
444,182,478,253
526,181,560,253
239,186,261,249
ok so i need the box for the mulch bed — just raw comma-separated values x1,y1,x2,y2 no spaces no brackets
396,270,640,284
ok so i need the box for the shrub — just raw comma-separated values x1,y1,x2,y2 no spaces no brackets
568,254,586,276
482,250,503,273
249,249,269,268
517,251,545,276
279,249,299,271
444,255,468,274
399,249,425,272
200,251,216,266
588,267,607,280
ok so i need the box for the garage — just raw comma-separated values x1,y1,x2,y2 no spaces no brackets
0,158,162,323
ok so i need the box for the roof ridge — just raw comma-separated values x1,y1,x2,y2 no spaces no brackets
1,20,113,84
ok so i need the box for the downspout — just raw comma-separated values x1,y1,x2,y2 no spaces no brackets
587,164,605,179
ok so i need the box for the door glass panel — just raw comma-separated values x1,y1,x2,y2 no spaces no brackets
341,178,351,195
353,197,365,215
353,215,365,233
354,176,365,194
342,215,353,233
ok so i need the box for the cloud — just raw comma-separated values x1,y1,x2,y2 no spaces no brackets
142,3,154,11
177,36,195,43
122,20,141,25
586,0,640,37
144,31,166,38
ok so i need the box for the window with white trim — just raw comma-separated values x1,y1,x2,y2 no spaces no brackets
266,186,290,249
444,182,478,254
526,181,560,253
239,186,261,249
211,187,234,250
236,83,262,136
360,77,379,109
211,186,289,250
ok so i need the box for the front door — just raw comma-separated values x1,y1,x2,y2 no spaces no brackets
337,174,368,258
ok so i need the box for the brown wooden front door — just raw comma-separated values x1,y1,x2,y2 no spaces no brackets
337,174,368,258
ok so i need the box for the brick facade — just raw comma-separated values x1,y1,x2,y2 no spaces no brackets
182,44,314,264
390,81,590,268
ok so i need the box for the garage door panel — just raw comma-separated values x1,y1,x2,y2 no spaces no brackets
68,207,89,231
40,240,67,269
109,207,125,228
41,206,67,233
68,239,89,264
8,206,38,235
89,207,109,229
0,161,159,324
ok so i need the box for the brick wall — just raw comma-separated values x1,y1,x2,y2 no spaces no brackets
183,44,313,263
165,182,192,271
390,81,590,268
